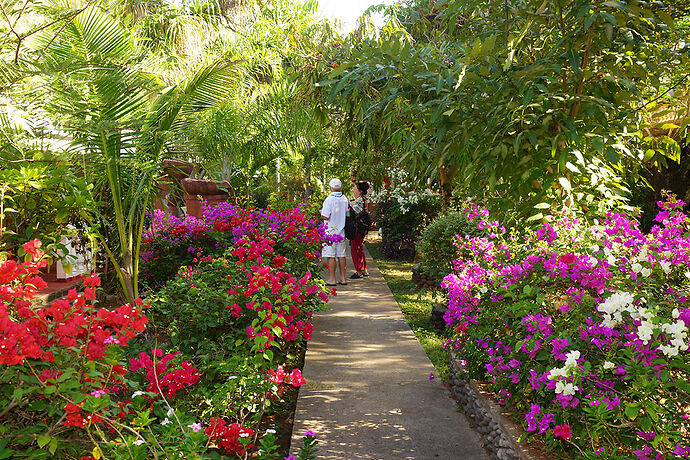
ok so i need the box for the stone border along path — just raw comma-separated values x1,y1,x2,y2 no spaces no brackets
290,245,489,459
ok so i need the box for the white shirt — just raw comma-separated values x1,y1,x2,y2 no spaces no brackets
321,192,349,237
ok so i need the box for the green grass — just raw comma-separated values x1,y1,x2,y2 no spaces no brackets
366,239,451,380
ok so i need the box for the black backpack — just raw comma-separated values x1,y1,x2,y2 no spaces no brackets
344,205,358,240
355,208,372,234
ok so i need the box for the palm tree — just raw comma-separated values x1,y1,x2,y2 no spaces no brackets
17,0,240,302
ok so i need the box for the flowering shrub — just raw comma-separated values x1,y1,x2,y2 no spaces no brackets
443,197,690,458
136,203,329,457
146,236,325,364
0,236,320,459
369,185,440,260
140,202,332,287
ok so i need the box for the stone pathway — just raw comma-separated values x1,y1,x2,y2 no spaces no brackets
291,246,488,459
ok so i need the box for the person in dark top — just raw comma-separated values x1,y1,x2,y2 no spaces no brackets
349,181,370,279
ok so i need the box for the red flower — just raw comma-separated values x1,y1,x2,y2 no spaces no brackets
23,239,43,259
553,424,571,440
228,303,242,318
83,274,101,288
287,368,306,386
302,323,313,340
0,260,17,284
559,253,576,265
272,255,287,269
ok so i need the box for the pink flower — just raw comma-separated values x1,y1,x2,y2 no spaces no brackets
288,368,306,387
553,424,571,440
188,422,202,432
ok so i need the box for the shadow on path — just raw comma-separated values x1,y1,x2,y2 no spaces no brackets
290,246,488,459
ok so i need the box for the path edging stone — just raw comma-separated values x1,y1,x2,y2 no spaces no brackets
448,351,536,460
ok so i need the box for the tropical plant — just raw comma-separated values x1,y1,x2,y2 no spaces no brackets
319,0,689,219
0,161,95,264
0,0,242,301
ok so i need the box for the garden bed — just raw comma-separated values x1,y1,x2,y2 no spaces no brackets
0,203,329,459
441,200,690,459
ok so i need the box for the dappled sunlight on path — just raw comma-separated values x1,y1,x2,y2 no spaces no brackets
291,246,488,459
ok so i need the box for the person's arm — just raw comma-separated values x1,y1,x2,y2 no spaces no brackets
321,198,331,221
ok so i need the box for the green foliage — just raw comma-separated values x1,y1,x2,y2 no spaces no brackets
373,188,441,260
147,258,244,358
417,211,483,279
321,0,690,219
0,162,95,260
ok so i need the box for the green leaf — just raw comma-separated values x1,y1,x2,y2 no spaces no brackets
37,436,51,448
604,23,614,41
600,12,617,26
534,202,551,209
558,177,571,192
625,404,639,419
657,11,674,28
592,136,604,152
584,13,597,31
606,147,620,164
55,209,70,224
49,438,58,455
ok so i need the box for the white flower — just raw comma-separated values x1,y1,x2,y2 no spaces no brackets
637,321,654,344
133,439,146,446
479,286,488,294
673,308,680,319
641,267,652,278
607,255,617,266
660,261,672,274
265,429,276,435
161,418,171,426
132,391,146,398
603,361,615,369
166,408,175,417
239,432,250,438
564,350,581,369
547,367,566,380
631,263,643,273
685,270,690,279
637,250,648,262
660,344,679,357
555,381,578,396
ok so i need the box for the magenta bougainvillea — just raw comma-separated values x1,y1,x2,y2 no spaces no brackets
443,197,690,458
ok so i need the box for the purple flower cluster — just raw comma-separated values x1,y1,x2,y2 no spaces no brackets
443,196,690,458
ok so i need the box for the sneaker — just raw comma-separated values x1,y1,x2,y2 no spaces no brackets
349,273,363,279
362,273,370,277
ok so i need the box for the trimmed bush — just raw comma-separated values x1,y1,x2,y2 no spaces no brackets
417,211,484,280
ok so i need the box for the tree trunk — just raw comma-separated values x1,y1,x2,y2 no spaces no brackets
439,165,458,213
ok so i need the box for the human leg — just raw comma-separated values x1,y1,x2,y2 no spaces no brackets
326,257,337,285
334,239,347,283
322,243,337,285
351,232,366,274
338,257,347,283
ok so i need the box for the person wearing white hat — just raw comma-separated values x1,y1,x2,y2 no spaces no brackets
321,178,349,286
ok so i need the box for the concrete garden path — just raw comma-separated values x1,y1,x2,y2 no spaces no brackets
290,246,488,459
